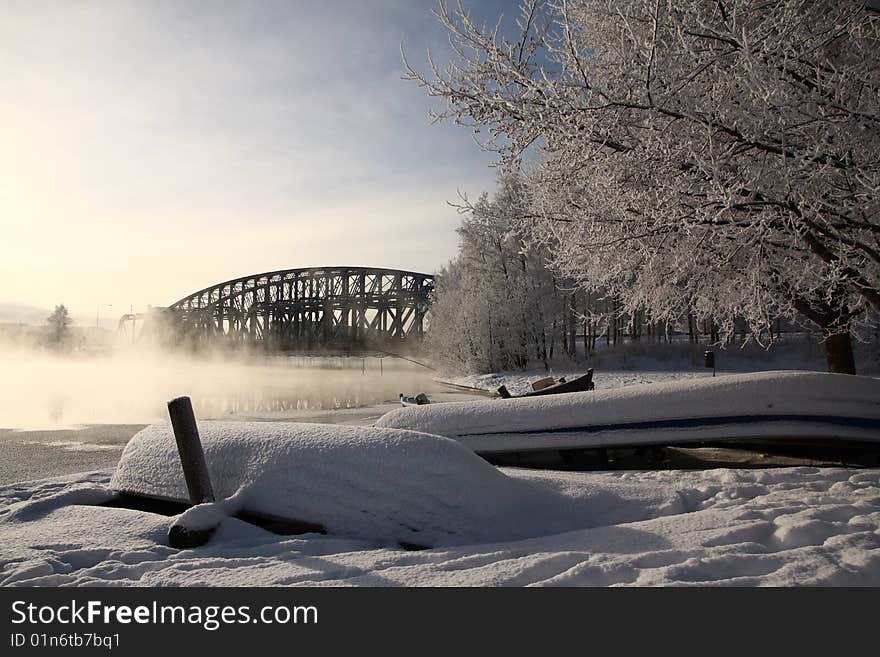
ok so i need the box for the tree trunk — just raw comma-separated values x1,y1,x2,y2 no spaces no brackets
786,288,857,375
823,330,856,375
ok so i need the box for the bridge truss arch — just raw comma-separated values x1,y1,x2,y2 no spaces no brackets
167,266,434,352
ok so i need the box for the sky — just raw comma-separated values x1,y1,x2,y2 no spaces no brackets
0,0,512,324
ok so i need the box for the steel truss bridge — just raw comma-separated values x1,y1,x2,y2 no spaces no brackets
165,266,434,352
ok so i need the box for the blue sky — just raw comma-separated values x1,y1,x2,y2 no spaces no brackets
0,0,513,320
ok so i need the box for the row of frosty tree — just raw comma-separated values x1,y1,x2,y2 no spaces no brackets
408,0,880,374
425,174,574,373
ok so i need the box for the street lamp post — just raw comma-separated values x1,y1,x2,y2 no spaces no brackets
96,304,113,330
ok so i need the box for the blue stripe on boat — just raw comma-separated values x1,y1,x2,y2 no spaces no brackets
460,414,880,438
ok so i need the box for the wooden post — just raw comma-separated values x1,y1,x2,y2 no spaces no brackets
166,396,217,549
167,396,215,504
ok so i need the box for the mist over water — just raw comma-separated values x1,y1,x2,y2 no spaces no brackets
0,345,437,430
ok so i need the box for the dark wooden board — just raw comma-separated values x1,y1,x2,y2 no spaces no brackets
102,491,326,536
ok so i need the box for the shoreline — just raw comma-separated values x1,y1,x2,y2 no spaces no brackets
0,390,481,485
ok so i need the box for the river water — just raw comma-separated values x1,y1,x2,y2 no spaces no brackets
0,349,440,429
0,350,445,484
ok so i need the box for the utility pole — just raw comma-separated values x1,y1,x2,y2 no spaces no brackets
96,304,112,329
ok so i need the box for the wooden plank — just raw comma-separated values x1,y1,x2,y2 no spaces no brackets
103,492,328,537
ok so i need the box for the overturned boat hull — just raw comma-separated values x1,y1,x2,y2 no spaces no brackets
376,371,880,456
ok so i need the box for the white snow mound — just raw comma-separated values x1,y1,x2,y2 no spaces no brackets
376,371,880,453
110,422,593,547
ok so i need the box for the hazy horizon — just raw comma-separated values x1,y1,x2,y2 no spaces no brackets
1,1,509,324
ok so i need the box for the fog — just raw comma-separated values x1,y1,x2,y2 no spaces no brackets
0,344,437,430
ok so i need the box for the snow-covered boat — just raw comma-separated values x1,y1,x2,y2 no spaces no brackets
497,369,595,398
108,421,590,548
399,392,431,406
376,371,880,457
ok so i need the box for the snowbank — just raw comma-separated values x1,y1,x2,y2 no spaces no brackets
3,466,879,586
376,371,880,453
110,422,597,547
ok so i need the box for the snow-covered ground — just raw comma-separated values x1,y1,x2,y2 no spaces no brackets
449,337,866,396
2,465,878,586
455,367,705,397
1,363,878,587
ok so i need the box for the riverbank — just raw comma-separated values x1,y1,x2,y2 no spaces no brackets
0,390,478,485
0,359,836,485
2,366,878,586
0,425,145,485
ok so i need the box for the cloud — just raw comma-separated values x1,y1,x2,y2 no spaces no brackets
0,1,504,316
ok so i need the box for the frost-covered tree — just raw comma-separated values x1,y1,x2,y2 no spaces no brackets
405,0,880,373
46,304,71,348
426,172,571,373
